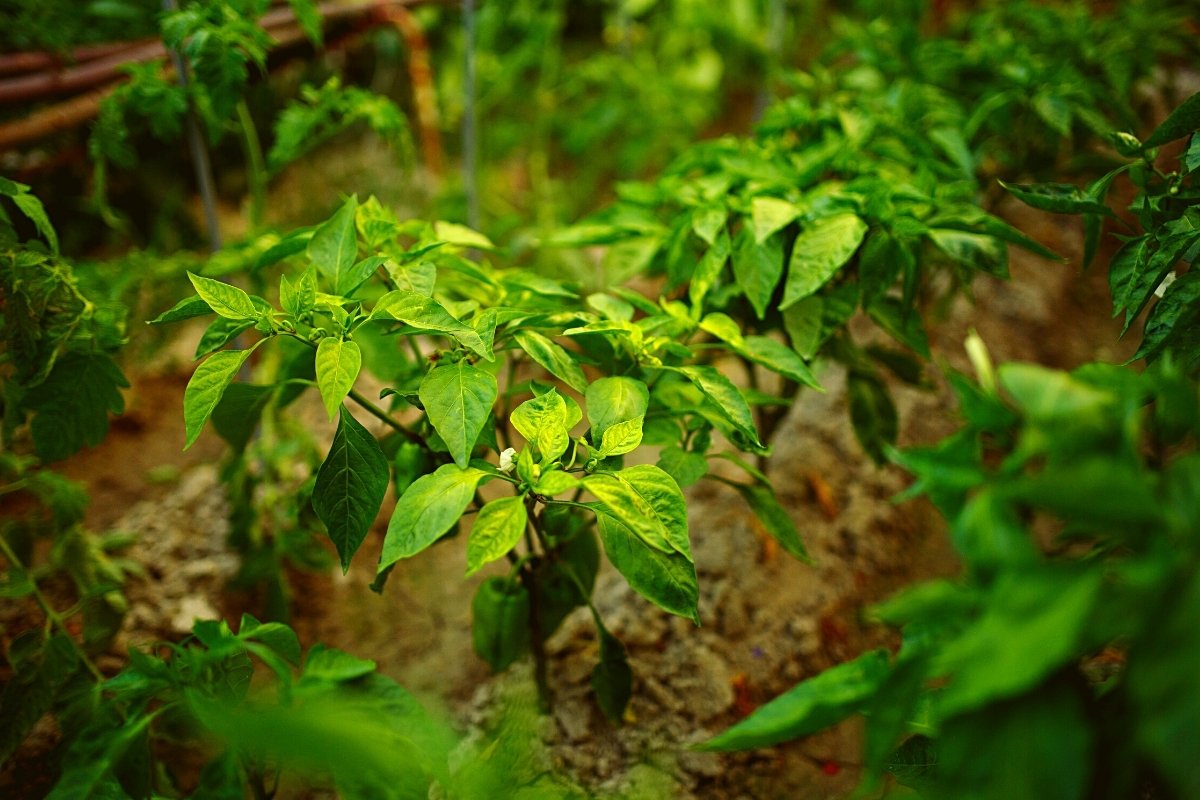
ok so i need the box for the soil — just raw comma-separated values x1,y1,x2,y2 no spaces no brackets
2,197,1134,798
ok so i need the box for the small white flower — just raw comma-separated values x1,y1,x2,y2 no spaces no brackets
498,447,517,473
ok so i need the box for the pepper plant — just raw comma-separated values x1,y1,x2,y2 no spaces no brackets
159,193,814,715
551,63,1057,461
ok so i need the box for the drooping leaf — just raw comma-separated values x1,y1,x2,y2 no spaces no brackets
313,407,390,572
585,465,691,560
1132,271,1200,362
731,481,809,562
419,361,497,468
668,365,761,448
591,625,633,724
595,514,699,624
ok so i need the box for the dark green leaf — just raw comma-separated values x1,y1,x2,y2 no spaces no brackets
471,577,530,672
313,407,390,572
1145,90,1200,147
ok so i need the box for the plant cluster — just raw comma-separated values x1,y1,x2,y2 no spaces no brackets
698,94,1200,799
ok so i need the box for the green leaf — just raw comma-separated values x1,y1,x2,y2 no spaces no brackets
691,205,727,245
187,273,259,320
184,350,251,449
1145,90,1200,147
731,482,808,562
1128,571,1200,798
750,196,801,243
23,354,128,462
238,614,302,665
699,649,889,751
732,228,784,320
10,191,59,253
302,644,377,684
1133,271,1200,362
307,195,359,283
1119,231,1200,335
998,363,1112,423
380,464,488,567
466,495,529,575
150,295,212,325
313,407,390,572
689,229,732,310
532,469,580,496
434,221,495,250
596,416,644,457
669,365,761,448
867,297,931,358
782,296,823,359
255,228,313,272
586,465,691,559
1108,236,1151,317
596,514,699,623
0,634,77,764
336,256,388,297
742,335,821,390
419,361,497,468
371,290,491,360
932,681,1091,800
780,214,868,308
848,373,897,464
315,338,362,421
194,317,254,359
656,446,707,488
933,569,1102,717
999,181,1115,216
591,625,633,724
511,389,571,461
211,383,273,452
930,229,1007,277
585,377,649,442
514,330,587,394
471,577,530,672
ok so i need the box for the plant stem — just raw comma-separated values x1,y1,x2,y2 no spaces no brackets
522,496,551,713
0,535,105,682
236,100,267,231
347,387,425,446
